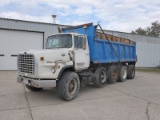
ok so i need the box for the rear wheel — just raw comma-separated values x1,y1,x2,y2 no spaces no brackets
108,65,118,84
57,72,80,101
127,65,135,79
118,66,127,82
94,67,107,87
25,85,43,91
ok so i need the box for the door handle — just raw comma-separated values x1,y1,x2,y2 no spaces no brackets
86,53,89,55
0,54,4,57
11,55,18,57
61,53,65,56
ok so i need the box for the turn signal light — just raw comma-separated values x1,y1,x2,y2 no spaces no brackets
57,65,60,69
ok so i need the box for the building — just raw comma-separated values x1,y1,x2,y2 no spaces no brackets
0,17,160,70
0,17,66,70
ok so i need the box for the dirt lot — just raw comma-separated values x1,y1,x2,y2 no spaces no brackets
0,71,160,120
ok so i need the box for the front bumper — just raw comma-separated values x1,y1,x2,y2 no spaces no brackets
17,76,57,88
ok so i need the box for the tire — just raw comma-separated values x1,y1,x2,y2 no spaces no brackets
25,85,43,91
108,65,118,84
94,67,108,87
118,66,127,82
127,65,135,79
57,72,80,101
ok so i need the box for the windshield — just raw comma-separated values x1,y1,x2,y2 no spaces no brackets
46,34,72,49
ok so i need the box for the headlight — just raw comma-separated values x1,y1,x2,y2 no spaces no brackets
51,67,56,74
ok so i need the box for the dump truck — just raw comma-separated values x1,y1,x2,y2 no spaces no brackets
17,23,136,101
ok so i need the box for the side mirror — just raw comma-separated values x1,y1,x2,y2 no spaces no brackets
57,27,62,33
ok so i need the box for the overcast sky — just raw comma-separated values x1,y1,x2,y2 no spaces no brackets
0,0,159,32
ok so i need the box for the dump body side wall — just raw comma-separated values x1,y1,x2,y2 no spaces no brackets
92,39,136,63
62,25,136,64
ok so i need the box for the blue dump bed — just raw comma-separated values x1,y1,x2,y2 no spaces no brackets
62,23,136,64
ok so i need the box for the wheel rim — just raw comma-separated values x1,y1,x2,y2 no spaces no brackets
122,67,127,79
68,78,77,95
100,70,106,83
113,68,118,79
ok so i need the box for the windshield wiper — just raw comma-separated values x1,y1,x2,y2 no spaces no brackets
46,44,71,49
59,44,71,48
51,44,59,47
46,44,59,49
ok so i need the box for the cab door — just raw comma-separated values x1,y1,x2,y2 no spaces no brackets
74,35,90,70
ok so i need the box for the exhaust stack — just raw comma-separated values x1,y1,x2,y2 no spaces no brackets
52,15,57,24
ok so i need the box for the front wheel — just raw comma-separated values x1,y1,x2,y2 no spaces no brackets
57,72,80,101
25,85,43,91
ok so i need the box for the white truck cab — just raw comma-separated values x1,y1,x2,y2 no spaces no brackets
17,33,90,100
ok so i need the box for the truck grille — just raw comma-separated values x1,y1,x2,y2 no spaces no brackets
18,54,35,74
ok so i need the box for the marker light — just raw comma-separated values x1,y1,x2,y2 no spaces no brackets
57,65,60,69
83,24,87,29
40,57,44,61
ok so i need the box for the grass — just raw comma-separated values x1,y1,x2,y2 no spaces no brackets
136,68,160,73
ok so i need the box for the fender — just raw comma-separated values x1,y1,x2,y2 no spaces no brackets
57,65,74,79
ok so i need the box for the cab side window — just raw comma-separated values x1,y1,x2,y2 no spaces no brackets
74,36,83,49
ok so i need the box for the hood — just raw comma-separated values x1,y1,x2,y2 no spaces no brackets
23,49,71,62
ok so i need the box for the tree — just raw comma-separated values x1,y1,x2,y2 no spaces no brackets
131,21,160,37
131,27,146,35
